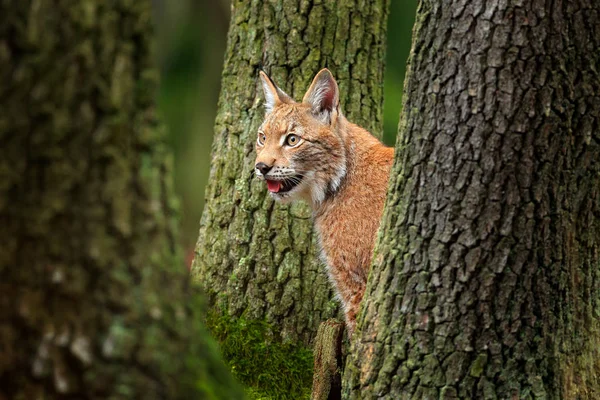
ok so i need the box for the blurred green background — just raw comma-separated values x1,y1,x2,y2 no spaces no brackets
155,1,418,253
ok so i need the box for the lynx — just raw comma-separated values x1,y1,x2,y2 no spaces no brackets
255,69,394,334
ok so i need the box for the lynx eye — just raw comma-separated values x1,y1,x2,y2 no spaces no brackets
285,134,300,147
257,132,266,146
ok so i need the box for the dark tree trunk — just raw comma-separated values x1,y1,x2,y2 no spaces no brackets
0,2,242,398
192,0,389,345
345,0,600,398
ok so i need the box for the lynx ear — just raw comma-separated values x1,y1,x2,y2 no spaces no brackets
302,68,339,124
259,71,292,114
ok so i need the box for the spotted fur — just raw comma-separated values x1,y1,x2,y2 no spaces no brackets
255,69,394,334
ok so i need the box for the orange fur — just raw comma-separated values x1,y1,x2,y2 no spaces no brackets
255,69,394,334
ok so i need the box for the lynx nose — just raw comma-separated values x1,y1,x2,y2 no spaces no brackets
256,162,272,176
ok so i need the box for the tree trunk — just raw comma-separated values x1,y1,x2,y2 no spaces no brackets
192,0,389,345
312,319,345,400
0,2,242,398
345,0,600,399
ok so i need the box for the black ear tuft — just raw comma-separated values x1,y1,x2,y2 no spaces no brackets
259,71,293,114
302,69,340,123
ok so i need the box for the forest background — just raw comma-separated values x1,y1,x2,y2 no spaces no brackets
155,0,417,254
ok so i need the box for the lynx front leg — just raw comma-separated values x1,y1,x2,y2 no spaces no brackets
342,291,365,337
324,252,368,335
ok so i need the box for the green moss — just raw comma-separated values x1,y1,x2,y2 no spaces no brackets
206,312,313,400
470,353,488,378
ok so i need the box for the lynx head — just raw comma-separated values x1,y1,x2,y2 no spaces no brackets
255,69,347,205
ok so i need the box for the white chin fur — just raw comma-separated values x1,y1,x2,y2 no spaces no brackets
269,191,292,203
269,177,328,206
269,185,301,203
269,180,313,204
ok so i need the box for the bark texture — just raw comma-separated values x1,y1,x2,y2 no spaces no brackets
312,319,345,400
345,0,600,398
0,2,242,398
192,0,389,345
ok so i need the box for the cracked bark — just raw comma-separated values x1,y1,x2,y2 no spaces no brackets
345,0,600,398
0,1,242,398
192,0,389,345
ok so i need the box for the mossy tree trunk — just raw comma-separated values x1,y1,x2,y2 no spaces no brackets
192,0,389,345
345,0,600,398
0,2,242,399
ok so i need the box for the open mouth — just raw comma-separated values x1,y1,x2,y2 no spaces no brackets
266,176,303,194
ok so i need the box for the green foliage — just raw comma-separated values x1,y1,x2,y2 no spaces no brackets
206,312,313,400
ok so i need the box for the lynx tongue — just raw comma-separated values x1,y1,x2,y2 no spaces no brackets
266,180,281,193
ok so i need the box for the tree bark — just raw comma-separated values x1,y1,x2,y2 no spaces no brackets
0,2,242,398
192,0,389,345
345,0,600,398
312,319,345,400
